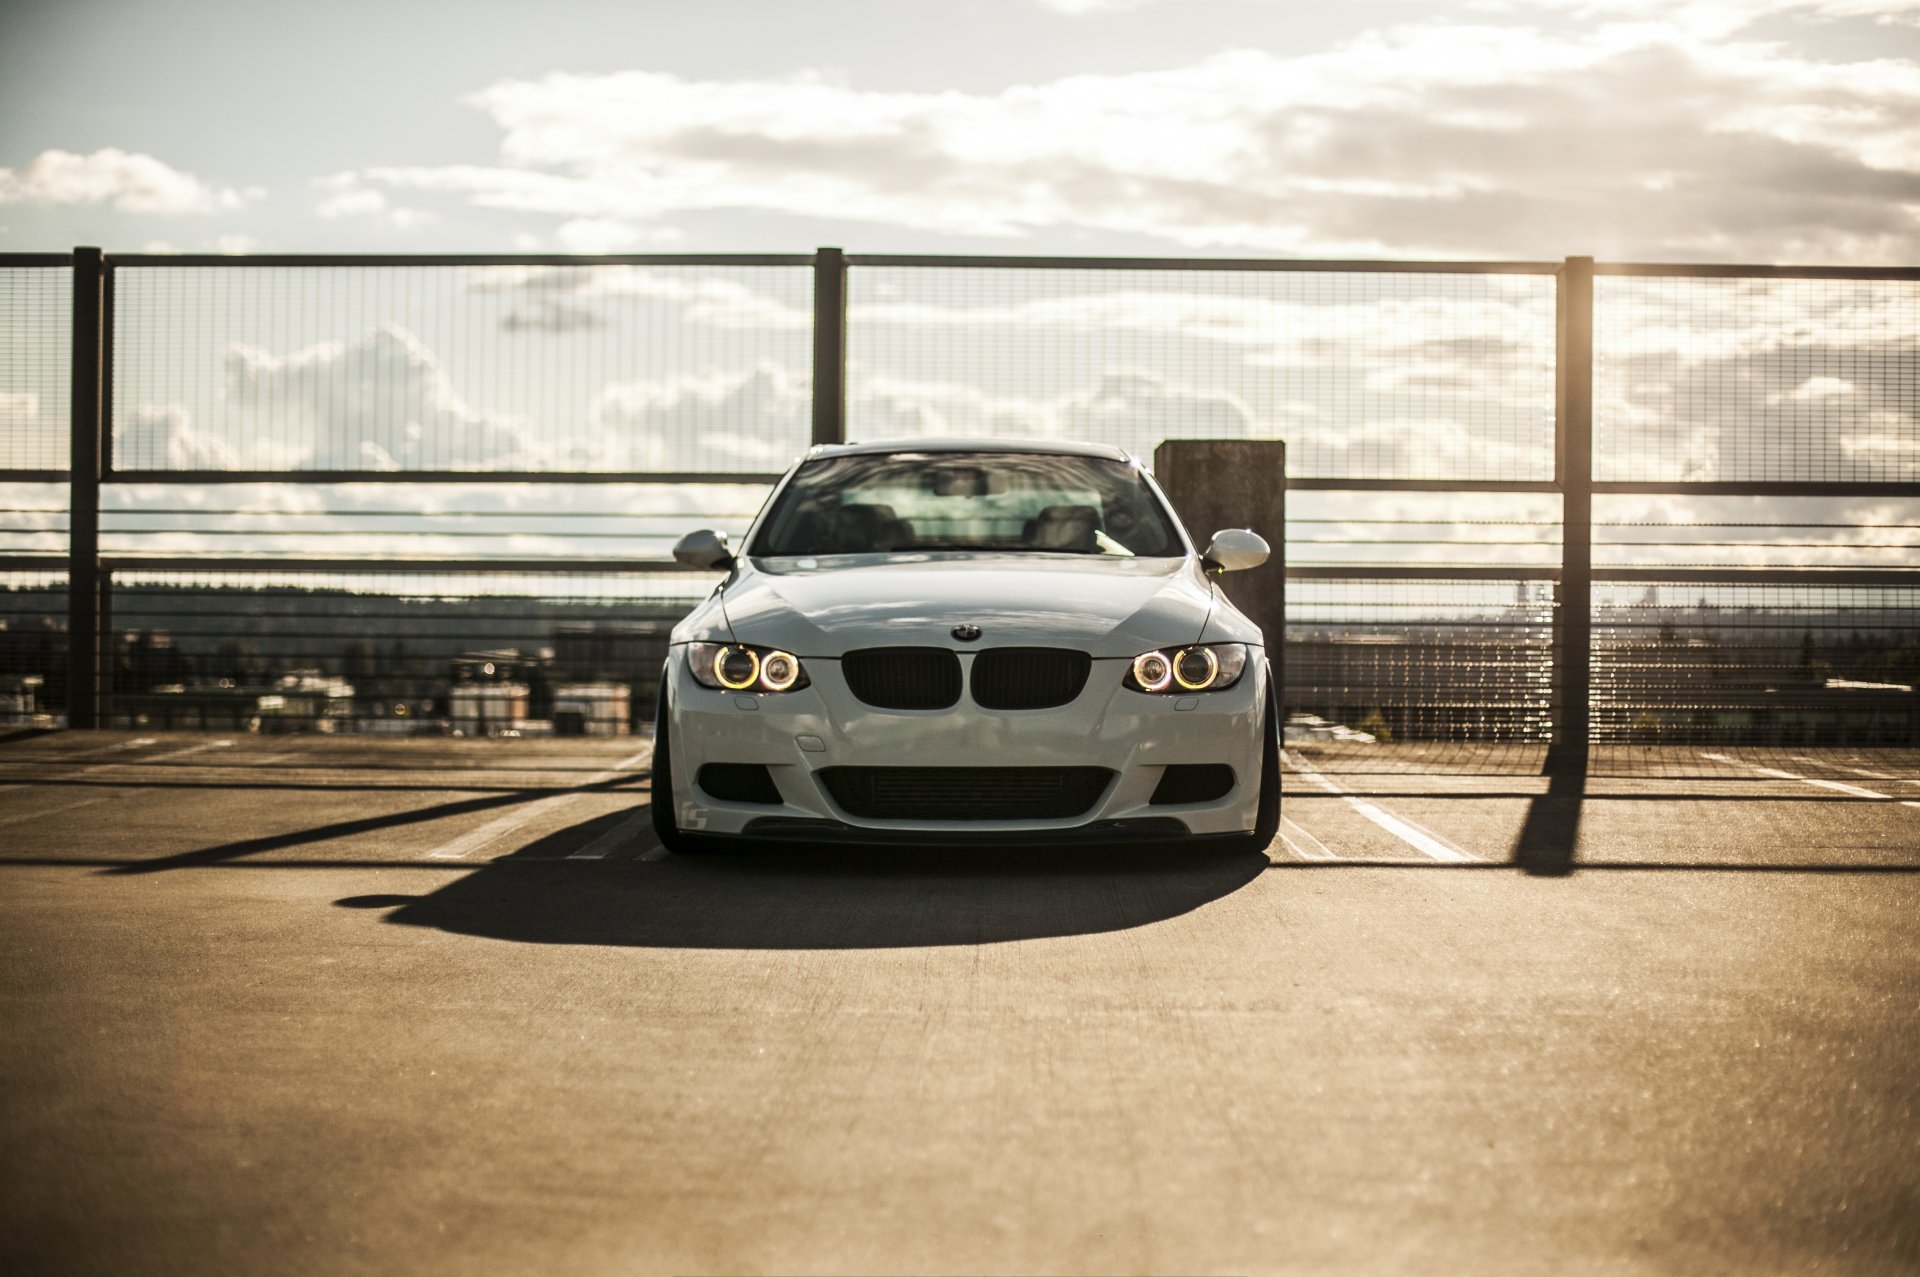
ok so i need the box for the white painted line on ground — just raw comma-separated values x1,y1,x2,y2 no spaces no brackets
1788,755,1919,785
566,820,636,860
1705,753,1920,810
0,739,237,821
1790,754,1893,779
428,749,652,860
0,737,163,795
0,792,120,830
1283,758,1479,863
1278,816,1338,862
637,843,671,862
139,741,233,765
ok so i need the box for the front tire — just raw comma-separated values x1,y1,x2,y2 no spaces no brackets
650,681,693,854
1230,684,1281,855
650,680,739,854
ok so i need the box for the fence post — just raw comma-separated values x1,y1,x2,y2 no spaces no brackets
811,247,848,447
67,247,106,729
1548,256,1594,774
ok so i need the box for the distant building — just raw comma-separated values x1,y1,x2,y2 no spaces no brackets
551,620,674,729
258,672,356,733
0,674,46,726
111,671,355,733
450,682,530,736
552,683,632,736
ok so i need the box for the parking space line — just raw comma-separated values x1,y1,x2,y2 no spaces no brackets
0,736,165,794
0,740,244,830
1787,755,1920,785
1791,754,1895,780
427,749,651,860
566,820,635,860
1704,753,1920,809
1284,757,1479,863
1278,816,1338,862
0,792,120,830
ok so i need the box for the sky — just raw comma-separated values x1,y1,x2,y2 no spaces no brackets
0,0,1914,584
4,0,1919,262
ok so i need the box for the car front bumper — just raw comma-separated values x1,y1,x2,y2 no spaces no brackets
661,648,1268,841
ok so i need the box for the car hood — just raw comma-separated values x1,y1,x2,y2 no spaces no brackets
707,553,1218,658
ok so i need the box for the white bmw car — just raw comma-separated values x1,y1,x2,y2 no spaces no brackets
652,439,1278,853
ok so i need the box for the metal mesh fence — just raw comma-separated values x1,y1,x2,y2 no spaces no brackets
847,265,1557,481
109,262,813,474
102,568,708,735
1593,583,1919,746
1,569,66,723
1286,490,1562,571
0,483,68,559
0,265,71,472
1594,274,1920,484
7,250,1919,765
1284,578,1557,772
1593,494,1920,572
89,481,769,564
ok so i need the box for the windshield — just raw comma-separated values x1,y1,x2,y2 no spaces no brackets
750,451,1185,558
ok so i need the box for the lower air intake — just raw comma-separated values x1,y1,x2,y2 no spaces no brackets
817,766,1114,821
697,763,783,805
1149,764,1235,805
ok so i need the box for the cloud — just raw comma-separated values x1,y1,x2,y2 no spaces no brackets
220,324,537,471
467,264,812,331
1471,0,1920,34
115,405,238,469
0,392,42,431
0,391,66,469
1593,276,1920,482
1030,0,1156,12
844,366,1534,479
552,217,684,252
0,149,260,215
316,187,389,219
587,364,810,471
312,174,434,229
349,20,1920,261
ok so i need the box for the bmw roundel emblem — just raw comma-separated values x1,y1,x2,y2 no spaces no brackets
951,623,982,642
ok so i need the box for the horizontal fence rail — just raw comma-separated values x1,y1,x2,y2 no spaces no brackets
0,247,1912,765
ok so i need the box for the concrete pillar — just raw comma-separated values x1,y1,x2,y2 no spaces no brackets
1151,437,1286,657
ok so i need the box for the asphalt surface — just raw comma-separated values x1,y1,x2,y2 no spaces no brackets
1,730,1916,1276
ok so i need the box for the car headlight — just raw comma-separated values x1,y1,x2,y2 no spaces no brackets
687,642,810,693
1125,642,1248,693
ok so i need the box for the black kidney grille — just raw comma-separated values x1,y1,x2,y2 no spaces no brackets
818,767,1114,821
969,647,1092,710
841,647,963,710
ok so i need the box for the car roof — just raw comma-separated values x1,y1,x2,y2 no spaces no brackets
807,437,1134,462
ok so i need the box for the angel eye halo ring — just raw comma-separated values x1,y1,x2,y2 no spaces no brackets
715,646,760,690
1173,645,1219,691
688,642,811,694
759,650,801,692
1124,642,1248,694
1131,651,1173,692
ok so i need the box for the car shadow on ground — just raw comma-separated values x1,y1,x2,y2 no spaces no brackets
338,812,1269,949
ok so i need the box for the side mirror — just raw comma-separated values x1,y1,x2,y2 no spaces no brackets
1201,528,1270,574
672,529,734,570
